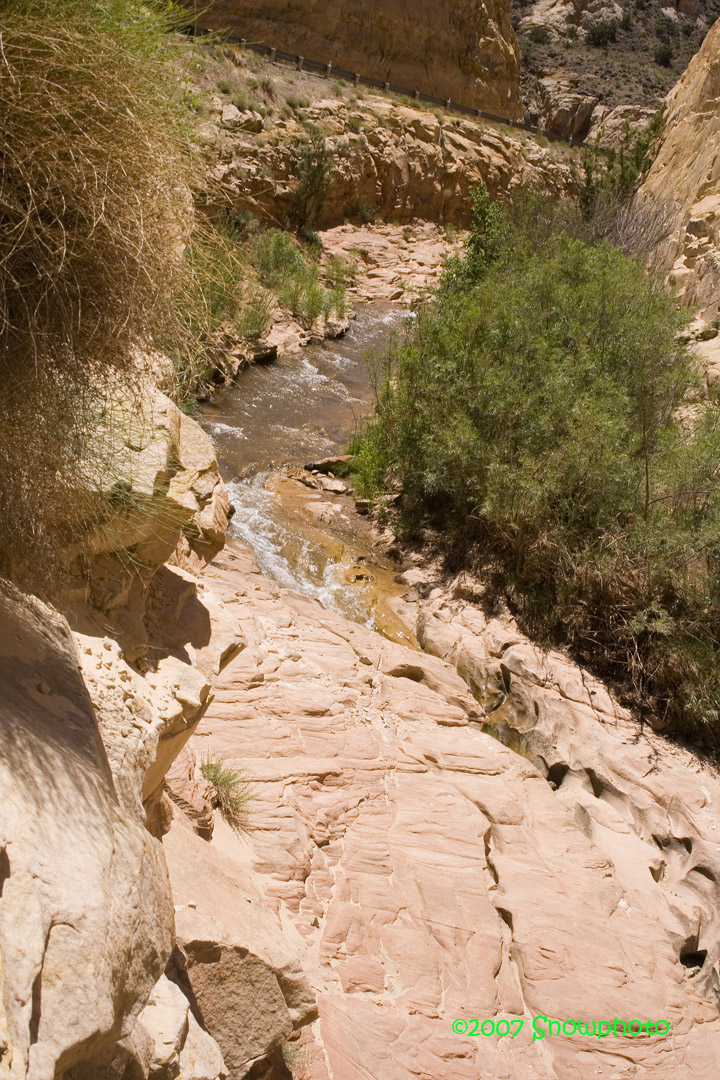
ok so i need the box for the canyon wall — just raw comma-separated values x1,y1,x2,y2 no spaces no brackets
192,0,524,120
0,395,317,1079
640,17,720,318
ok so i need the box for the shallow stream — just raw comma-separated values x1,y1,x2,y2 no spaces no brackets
200,304,414,633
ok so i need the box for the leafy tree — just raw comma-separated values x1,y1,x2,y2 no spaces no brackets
355,187,720,747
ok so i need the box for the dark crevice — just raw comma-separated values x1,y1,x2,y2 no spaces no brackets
680,948,707,972
0,847,9,898
546,762,569,791
496,906,514,932
585,768,605,799
29,967,42,1045
689,864,716,883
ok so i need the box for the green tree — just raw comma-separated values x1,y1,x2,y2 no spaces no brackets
355,187,720,747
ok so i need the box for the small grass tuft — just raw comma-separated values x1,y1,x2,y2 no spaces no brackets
200,754,253,834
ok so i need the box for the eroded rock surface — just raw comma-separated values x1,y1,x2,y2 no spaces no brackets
204,93,574,229
417,582,720,1016
195,0,523,120
165,813,317,1079
0,582,173,1079
173,541,720,1079
640,17,720,318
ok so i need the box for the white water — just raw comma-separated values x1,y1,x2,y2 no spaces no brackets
226,474,373,624
201,304,410,622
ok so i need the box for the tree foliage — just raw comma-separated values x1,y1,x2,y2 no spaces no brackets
354,188,720,747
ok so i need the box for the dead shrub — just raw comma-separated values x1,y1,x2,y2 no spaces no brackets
0,1,196,588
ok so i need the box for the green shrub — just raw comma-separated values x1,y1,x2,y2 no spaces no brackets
250,229,344,328
347,114,363,133
290,131,332,230
353,197,378,224
528,25,551,43
200,755,253,834
286,93,310,109
587,19,618,46
355,186,720,749
655,43,674,66
655,12,677,42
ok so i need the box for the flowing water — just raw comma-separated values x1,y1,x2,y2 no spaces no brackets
200,304,413,629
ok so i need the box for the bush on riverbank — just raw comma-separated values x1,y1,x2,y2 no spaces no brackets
354,187,720,747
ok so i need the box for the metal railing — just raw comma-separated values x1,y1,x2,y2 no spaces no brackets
189,25,594,149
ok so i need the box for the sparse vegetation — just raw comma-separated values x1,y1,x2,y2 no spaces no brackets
528,25,552,44
250,230,345,328
290,131,333,231
587,19,618,46
654,43,674,66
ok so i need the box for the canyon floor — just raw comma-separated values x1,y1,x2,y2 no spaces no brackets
163,255,720,1077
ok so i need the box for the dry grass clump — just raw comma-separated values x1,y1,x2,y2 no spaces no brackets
0,1,196,587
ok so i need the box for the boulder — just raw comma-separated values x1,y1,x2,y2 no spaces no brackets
0,581,173,1078
164,813,317,1079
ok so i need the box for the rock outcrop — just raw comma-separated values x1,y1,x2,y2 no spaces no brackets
193,0,523,120
1,394,261,1079
416,583,720,1016
0,581,173,1079
165,813,317,1079
172,540,720,1079
204,92,574,228
640,17,720,317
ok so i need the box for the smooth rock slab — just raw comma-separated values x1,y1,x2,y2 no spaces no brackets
175,543,720,1079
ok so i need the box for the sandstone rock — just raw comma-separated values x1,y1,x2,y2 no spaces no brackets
538,75,597,140
0,581,173,1079
164,813,317,1079
61,390,231,660
220,105,263,133
133,975,227,1080
195,0,523,121
303,455,354,474
585,102,657,148
212,95,574,230
72,560,242,837
640,18,720,318
179,541,720,1078
416,584,720,1017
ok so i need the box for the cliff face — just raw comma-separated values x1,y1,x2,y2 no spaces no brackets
640,18,720,318
194,0,524,121
203,92,574,230
0,395,318,1080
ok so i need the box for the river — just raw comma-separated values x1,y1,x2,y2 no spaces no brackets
200,304,412,629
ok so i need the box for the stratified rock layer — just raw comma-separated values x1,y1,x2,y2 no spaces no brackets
174,541,720,1079
194,0,523,120
640,17,720,318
